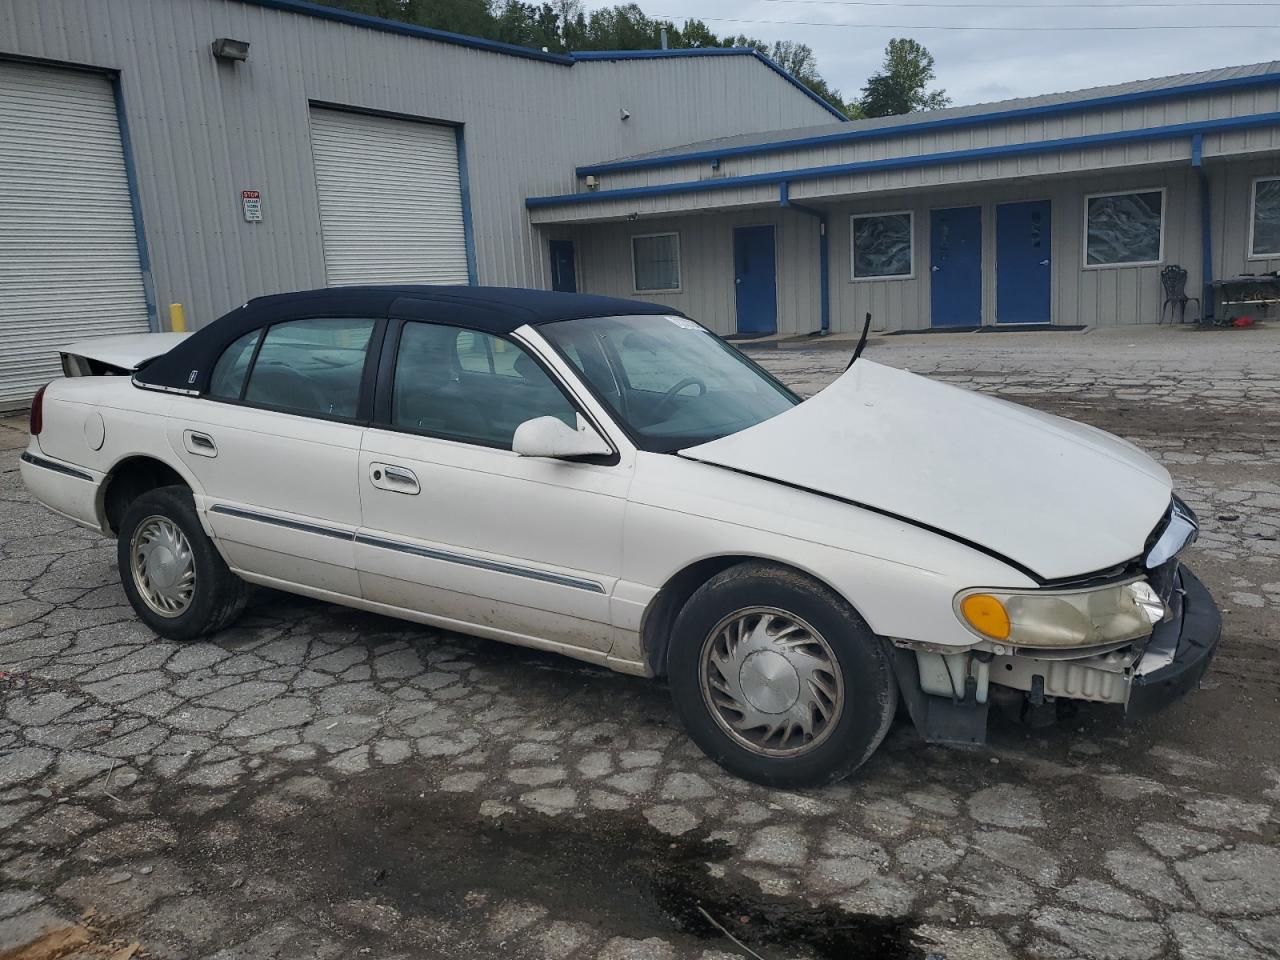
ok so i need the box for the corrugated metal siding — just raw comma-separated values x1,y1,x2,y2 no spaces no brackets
545,86,1280,218
0,0,835,329
557,159,1280,335
826,167,1206,332
571,209,821,336
0,61,150,407
309,108,468,285
616,60,1280,165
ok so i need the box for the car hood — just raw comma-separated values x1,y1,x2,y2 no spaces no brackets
681,360,1171,581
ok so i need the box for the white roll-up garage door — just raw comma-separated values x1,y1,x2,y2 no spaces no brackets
309,108,470,287
0,62,151,409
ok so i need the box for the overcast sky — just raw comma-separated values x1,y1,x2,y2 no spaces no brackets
594,0,1280,107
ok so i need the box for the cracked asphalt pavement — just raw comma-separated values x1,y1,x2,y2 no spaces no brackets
2,324,1280,960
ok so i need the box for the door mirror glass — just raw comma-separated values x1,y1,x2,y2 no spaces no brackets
512,414,611,460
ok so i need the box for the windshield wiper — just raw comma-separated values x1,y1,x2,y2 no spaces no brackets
846,311,872,371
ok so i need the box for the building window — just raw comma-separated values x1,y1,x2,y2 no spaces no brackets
631,233,681,292
851,212,913,280
1250,176,1280,259
1084,190,1164,267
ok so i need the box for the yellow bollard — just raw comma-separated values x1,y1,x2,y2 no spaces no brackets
168,303,187,333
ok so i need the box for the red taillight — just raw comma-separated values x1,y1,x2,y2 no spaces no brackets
29,384,47,436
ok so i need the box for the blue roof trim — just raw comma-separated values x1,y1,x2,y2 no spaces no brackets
529,110,1280,209
239,0,575,63
571,48,848,121
576,69,1280,177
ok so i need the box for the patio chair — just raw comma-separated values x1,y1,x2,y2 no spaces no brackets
1160,265,1201,324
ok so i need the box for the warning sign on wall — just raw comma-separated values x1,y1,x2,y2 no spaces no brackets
241,190,262,222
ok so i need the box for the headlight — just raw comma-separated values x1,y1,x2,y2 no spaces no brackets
955,578,1167,648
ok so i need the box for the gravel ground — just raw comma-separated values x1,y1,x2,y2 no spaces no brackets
1,323,1279,960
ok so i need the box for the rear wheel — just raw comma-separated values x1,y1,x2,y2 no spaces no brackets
668,562,897,787
117,485,246,641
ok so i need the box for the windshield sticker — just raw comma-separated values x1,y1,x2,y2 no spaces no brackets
667,316,703,331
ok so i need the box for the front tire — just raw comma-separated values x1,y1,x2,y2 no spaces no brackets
117,485,246,641
668,562,897,787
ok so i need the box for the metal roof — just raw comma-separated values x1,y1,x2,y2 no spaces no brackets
579,60,1280,175
237,1,845,117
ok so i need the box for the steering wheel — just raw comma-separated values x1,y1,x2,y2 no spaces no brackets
651,376,707,422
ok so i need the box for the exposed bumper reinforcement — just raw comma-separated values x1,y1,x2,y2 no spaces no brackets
1127,566,1221,719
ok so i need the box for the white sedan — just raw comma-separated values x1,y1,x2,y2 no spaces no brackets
20,286,1220,786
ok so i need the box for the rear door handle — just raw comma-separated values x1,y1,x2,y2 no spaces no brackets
370,462,420,495
183,430,217,458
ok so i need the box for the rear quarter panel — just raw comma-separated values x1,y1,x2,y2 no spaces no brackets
30,377,204,532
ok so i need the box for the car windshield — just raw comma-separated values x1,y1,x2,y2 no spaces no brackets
540,314,799,452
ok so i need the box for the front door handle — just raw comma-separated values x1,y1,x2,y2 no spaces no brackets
370,462,420,495
1039,259,1051,266
183,430,217,458
931,265,941,272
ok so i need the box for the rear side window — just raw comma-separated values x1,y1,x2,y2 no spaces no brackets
242,317,375,418
208,330,260,399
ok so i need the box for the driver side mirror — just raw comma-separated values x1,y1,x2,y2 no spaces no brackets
512,414,612,460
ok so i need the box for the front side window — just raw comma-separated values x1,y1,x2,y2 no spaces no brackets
1251,177,1280,259
242,317,374,418
542,314,797,453
1085,190,1164,266
391,323,577,449
852,212,913,279
632,233,681,292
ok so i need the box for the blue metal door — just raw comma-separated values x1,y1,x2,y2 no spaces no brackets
549,239,577,293
929,207,982,327
733,225,778,335
996,200,1052,324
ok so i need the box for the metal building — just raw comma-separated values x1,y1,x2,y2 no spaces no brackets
530,63,1280,336
0,0,838,407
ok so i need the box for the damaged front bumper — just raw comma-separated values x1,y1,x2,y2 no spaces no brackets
1126,566,1221,718
895,564,1222,744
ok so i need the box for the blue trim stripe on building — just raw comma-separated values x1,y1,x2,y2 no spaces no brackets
110,73,158,332
569,48,847,120
529,110,1280,209
455,126,479,285
576,69,1280,178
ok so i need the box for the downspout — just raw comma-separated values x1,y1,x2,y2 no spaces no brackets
780,182,830,334
1191,133,1214,321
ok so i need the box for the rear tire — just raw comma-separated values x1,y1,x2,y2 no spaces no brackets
668,561,896,787
117,485,246,641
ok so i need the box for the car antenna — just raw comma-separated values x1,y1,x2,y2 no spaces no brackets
846,312,872,371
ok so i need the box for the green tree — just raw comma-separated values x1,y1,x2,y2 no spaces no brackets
857,38,950,118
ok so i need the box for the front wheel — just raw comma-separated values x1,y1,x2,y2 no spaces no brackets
117,485,247,641
667,562,897,787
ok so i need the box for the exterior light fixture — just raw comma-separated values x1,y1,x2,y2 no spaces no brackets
212,38,250,62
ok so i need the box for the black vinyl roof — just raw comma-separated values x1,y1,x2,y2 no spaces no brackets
135,286,681,393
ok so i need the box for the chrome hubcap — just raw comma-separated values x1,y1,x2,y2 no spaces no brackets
129,516,195,618
699,607,843,758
